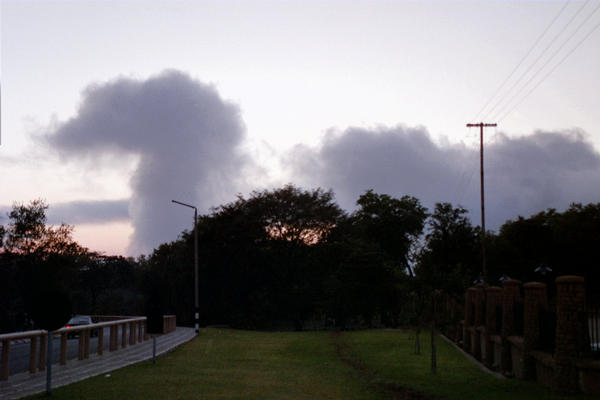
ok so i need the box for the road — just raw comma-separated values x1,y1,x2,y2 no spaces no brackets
7,326,132,375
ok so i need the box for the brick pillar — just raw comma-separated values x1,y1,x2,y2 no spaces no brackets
474,284,485,326
486,287,502,334
471,284,484,359
555,276,586,394
455,300,464,344
523,282,547,380
501,279,521,373
484,286,502,366
463,287,476,352
501,280,521,338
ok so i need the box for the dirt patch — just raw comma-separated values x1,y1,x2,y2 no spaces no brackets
331,332,438,400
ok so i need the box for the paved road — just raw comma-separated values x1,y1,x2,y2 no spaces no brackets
0,327,196,400
7,326,131,375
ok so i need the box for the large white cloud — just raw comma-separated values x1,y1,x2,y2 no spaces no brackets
286,125,600,230
47,70,252,255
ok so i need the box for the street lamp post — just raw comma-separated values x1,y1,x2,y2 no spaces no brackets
171,200,199,334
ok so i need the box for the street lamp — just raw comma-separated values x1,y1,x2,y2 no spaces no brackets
172,200,199,334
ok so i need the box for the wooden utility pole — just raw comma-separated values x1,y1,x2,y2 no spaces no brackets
466,122,497,286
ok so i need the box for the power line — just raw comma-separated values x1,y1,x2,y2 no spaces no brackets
493,1,600,122
497,15,600,123
483,0,591,122
471,0,572,123
453,123,483,204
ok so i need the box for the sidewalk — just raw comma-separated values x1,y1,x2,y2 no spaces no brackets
0,327,196,400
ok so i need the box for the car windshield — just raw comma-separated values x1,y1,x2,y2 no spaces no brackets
68,317,90,324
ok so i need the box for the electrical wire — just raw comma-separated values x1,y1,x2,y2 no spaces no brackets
483,0,590,122
492,1,600,122
471,0,572,123
497,15,600,123
455,125,501,207
453,128,479,204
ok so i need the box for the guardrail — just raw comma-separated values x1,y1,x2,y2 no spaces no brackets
0,316,148,381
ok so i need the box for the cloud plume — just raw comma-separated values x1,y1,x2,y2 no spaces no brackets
287,126,600,231
48,71,250,255
45,199,130,225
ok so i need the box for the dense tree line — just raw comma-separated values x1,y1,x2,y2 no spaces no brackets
0,200,143,332
1,188,599,333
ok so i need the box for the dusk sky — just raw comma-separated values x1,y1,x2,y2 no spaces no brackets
1,0,599,256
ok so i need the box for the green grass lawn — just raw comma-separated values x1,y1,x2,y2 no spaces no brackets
26,328,594,400
343,330,594,400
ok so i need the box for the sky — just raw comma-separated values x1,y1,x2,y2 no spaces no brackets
1,0,599,256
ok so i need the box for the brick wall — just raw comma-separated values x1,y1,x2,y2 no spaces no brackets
446,275,597,395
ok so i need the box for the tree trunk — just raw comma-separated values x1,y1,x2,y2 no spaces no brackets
414,326,421,354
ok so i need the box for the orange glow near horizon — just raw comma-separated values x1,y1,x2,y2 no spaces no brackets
73,220,134,257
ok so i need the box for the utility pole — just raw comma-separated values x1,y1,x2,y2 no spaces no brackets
172,200,200,334
466,122,497,286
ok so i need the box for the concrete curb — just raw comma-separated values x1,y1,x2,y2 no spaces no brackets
440,334,506,379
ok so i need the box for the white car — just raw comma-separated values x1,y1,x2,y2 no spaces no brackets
64,315,96,338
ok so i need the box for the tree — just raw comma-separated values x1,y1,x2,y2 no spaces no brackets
76,255,143,316
323,191,428,328
350,190,428,277
1,200,88,331
2,199,87,258
492,203,600,285
319,236,398,329
142,184,346,329
223,184,343,244
415,203,479,373
417,203,479,295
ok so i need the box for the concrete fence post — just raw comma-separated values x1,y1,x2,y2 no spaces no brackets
78,332,85,360
143,320,148,341
129,322,136,345
555,275,586,393
39,333,47,370
84,330,91,359
98,327,104,355
29,336,38,373
1,340,10,380
59,333,66,365
523,282,547,380
138,321,143,342
121,323,127,348
108,325,119,351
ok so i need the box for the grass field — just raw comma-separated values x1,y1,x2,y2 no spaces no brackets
27,328,594,400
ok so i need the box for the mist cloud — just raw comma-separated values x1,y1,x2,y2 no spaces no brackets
287,126,600,231
45,199,130,225
48,70,250,255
